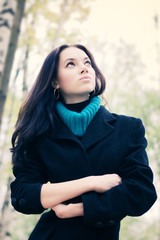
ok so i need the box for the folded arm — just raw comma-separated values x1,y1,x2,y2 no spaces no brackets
11,147,121,215
81,119,157,227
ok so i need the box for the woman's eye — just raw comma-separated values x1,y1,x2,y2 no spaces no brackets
85,60,91,65
66,62,75,67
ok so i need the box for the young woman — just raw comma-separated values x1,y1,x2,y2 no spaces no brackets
10,44,157,240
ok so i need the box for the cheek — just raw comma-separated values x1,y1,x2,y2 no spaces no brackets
58,71,73,90
90,68,96,78
91,69,96,84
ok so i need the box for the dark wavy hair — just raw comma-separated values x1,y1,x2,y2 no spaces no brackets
11,44,106,165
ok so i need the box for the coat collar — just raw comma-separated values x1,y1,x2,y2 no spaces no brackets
49,106,116,149
80,106,116,149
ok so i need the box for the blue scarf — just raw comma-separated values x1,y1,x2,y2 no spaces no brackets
56,96,101,136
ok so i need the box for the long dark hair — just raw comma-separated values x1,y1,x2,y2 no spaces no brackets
11,44,106,165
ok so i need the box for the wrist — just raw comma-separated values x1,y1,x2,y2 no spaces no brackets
85,176,95,192
69,203,84,217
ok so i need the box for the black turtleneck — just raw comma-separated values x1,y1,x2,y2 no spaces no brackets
63,99,91,113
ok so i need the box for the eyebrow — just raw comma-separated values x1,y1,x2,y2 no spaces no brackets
64,57,89,63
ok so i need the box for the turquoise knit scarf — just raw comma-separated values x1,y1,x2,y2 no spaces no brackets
56,96,101,136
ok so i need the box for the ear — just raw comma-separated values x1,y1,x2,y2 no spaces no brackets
52,81,60,89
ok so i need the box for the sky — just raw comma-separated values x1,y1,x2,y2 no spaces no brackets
84,0,159,46
12,0,160,93
64,0,160,90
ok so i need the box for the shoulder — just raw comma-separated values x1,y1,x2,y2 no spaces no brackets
99,106,144,131
100,106,142,121
113,113,143,127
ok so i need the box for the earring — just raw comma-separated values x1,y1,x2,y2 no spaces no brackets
54,88,59,100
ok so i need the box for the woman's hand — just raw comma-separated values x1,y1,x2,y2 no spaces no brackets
51,174,121,218
92,174,122,193
41,173,121,209
52,203,84,218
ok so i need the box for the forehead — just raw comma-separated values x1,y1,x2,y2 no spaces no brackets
59,47,89,62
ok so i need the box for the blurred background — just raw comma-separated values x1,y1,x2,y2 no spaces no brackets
0,0,159,239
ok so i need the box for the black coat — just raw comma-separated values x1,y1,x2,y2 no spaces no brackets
10,106,157,240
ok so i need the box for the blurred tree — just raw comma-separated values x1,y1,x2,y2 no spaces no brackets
0,0,93,239
17,0,91,97
0,1,26,236
0,0,16,82
108,41,160,172
0,0,26,128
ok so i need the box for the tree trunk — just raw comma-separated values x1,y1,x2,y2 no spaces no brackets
0,0,16,85
22,46,29,98
0,0,26,128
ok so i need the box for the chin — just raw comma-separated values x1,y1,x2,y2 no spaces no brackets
84,86,95,93
80,89,95,95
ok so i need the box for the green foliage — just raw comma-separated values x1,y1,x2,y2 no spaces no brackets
120,217,160,240
11,213,40,240
19,0,91,52
142,220,160,239
106,41,160,174
3,90,22,128
120,216,139,240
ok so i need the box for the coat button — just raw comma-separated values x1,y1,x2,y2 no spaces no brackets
18,199,26,207
11,198,17,206
106,220,115,226
95,221,104,228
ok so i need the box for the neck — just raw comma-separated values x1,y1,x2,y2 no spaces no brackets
62,94,89,104
64,98,90,113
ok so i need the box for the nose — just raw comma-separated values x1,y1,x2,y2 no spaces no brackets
80,64,88,74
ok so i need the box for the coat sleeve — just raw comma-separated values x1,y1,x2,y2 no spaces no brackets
10,146,48,215
81,118,157,227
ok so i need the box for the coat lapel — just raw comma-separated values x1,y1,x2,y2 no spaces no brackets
49,106,116,149
49,115,78,142
80,106,116,149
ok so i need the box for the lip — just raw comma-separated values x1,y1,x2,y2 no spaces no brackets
80,75,91,81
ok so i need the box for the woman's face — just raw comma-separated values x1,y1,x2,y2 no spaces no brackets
56,47,96,103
